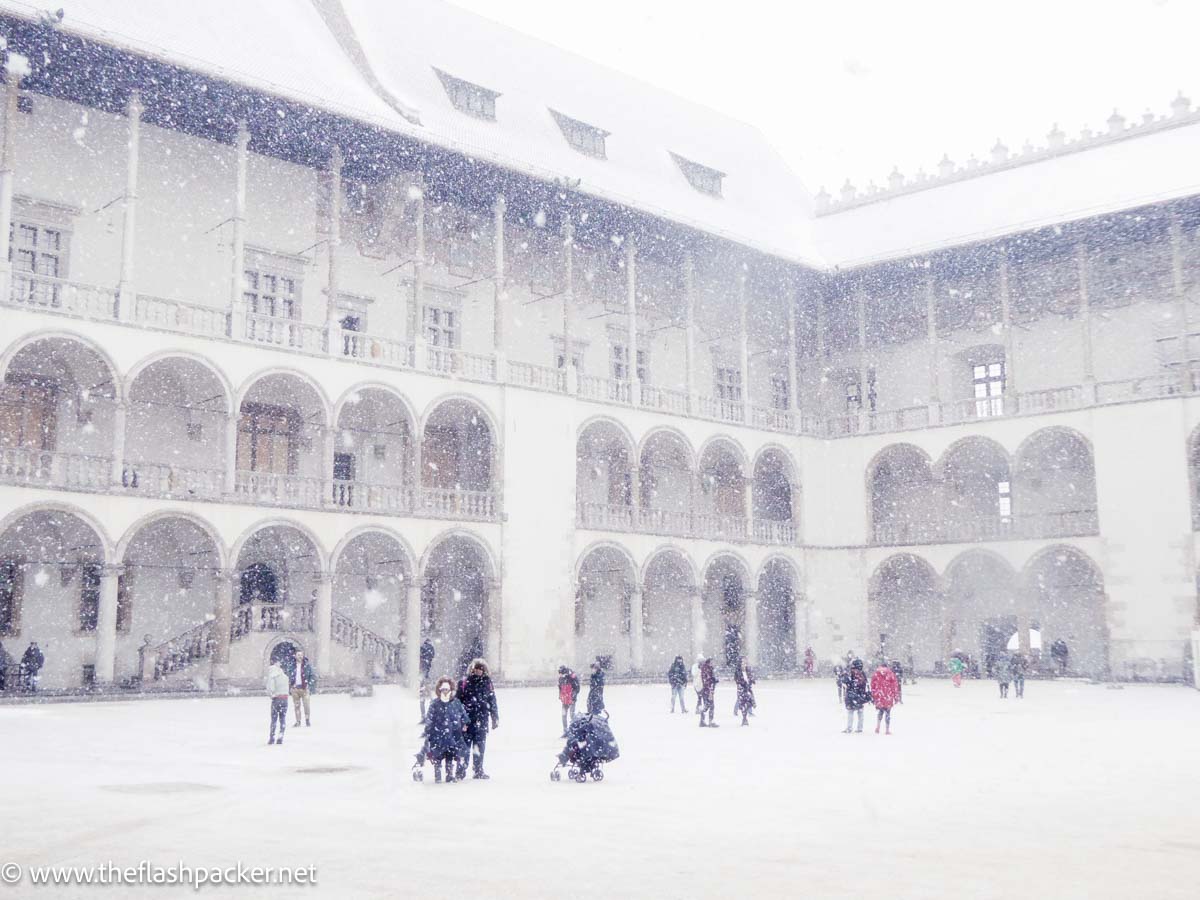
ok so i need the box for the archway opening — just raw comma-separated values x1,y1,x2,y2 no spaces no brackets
757,559,798,672
333,389,414,511
703,557,747,666
869,554,942,673
234,525,320,636
422,536,491,678
642,551,693,671
576,546,635,673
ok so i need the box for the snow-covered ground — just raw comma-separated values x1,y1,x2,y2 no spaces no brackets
1,679,1198,899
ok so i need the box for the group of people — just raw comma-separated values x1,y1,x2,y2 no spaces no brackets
664,653,757,727
557,659,606,735
837,658,901,734
264,649,316,745
0,641,45,692
419,657,500,782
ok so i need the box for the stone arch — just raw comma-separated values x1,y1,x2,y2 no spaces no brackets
701,551,752,665
1012,427,1098,535
234,370,331,498
577,418,636,513
641,546,698,670
0,330,121,392
752,445,800,539
123,353,232,499
576,543,638,673
868,443,937,544
697,436,748,522
638,428,696,530
331,384,418,510
943,548,1019,676
936,436,1012,541
420,529,499,677
231,520,326,637
420,396,496,493
234,367,332,430
331,526,415,674
1019,544,1108,677
756,555,800,672
116,510,228,570
868,553,942,673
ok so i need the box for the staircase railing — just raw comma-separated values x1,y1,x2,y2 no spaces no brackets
331,610,403,674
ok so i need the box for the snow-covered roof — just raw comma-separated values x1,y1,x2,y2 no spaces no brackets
0,0,820,265
814,102,1200,269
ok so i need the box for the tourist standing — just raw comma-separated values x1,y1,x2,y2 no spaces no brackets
803,647,816,677
996,653,1010,698
21,642,44,692
733,659,756,726
948,654,965,688
456,658,499,779
840,658,869,733
889,659,904,704
557,665,580,735
419,637,435,721
423,677,467,783
265,658,290,745
667,655,688,713
586,659,606,715
1010,652,1027,699
699,657,719,728
870,661,899,734
286,649,315,727
691,655,704,717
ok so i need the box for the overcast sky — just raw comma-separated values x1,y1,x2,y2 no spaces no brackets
448,0,1200,194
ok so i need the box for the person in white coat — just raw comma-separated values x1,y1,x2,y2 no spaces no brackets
265,660,290,745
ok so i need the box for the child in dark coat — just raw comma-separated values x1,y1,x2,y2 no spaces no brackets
423,677,468,783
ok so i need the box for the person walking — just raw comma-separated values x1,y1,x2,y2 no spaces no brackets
1010,652,1026,699
557,665,580,735
456,658,499,780
840,658,869,733
419,637,436,722
948,654,965,688
265,658,290,745
691,654,704,718
698,657,719,728
733,659,756,726
586,659,606,715
803,647,816,677
286,649,315,727
996,653,1010,698
423,676,467,783
870,660,899,734
889,659,904,704
21,641,44,692
667,655,688,713
1051,639,1069,675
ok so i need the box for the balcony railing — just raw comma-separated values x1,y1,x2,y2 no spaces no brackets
330,479,414,514
122,461,224,500
134,294,229,339
642,384,691,416
579,375,631,404
234,601,315,637
692,512,749,541
752,519,798,545
245,312,325,354
9,272,117,318
576,501,636,530
636,506,694,537
0,448,110,491
234,470,325,509
340,330,413,368
696,395,744,424
425,345,496,381
869,405,930,432
750,405,794,433
577,500,798,545
508,361,566,392
871,509,1100,546
419,487,499,521
1015,386,1082,414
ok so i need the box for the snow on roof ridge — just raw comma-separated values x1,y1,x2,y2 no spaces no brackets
816,92,1198,215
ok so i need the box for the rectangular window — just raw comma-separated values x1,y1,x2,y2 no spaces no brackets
551,110,609,159
998,479,1012,521
715,365,743,402
556,349,584,374
0,561,20,636
435,69,499,120
770,373,790,411
236,404,298,475
846,369,877,412
10,221,65,307
671,153,725,197
973,361,1005,417
78,564,101,633
423,305,459,349
611,345,648,383
243,269,298,319
0,377,57,451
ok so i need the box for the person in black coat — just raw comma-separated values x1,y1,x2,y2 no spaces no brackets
586,660,606,715
422,677,467,783
21,642,44,691
839,658,869,733
456,658,499,780
418,638,436,722
667,655,688,713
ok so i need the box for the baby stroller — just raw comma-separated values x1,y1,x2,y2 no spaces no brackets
550,711,619,783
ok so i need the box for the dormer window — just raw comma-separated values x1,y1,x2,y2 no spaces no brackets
551,110,608,159
434,69,499,120
671,153,724,197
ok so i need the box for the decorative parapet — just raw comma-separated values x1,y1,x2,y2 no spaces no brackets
815,93,1198,215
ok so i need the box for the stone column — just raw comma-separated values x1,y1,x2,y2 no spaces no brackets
626,237,640,404
562,220,578,393
683,252,698,412
117,91,143,322
792,592,808,664
1076,241,1096,402
738,268,751,416
321,425,335,505
224,412,239,494
94,564,124,684
211,568,235,686
492,195,507,374
856,286,870,430
110,401,127,488
405,579,421,689
1170,211,1190,391
315,571,333,677
689,586,705,659
411,192,427,370
486,578,502,673
1017,611,1031,655
629,586,644,672
0,72,20,304
324,146,343,354
229,122,249,338
925,269,941,422
999,248,1016,412
744,590,760,667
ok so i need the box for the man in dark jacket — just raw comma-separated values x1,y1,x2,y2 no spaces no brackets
282,650,316,727
840,658,869,733
699,657,719,728
456,658,499,780
558,665,581,736
586,660,606,715
667,655,688,713
21,642,44,691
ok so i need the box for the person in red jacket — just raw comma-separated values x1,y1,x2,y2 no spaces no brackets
870,661,900,735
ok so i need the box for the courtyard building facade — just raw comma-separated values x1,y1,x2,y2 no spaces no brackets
0,0,1197,690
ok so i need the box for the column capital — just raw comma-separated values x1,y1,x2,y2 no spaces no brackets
329,144,344,172
235,120,251,150
126,89,144,120
100,563,126,579
492,193,506,214
216,568,237,585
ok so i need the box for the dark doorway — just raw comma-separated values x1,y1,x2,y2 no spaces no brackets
240,563,278,606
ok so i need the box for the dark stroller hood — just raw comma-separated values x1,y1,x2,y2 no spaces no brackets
563,712,620,763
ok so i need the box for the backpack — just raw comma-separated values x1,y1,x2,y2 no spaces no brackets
559,679,575,705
